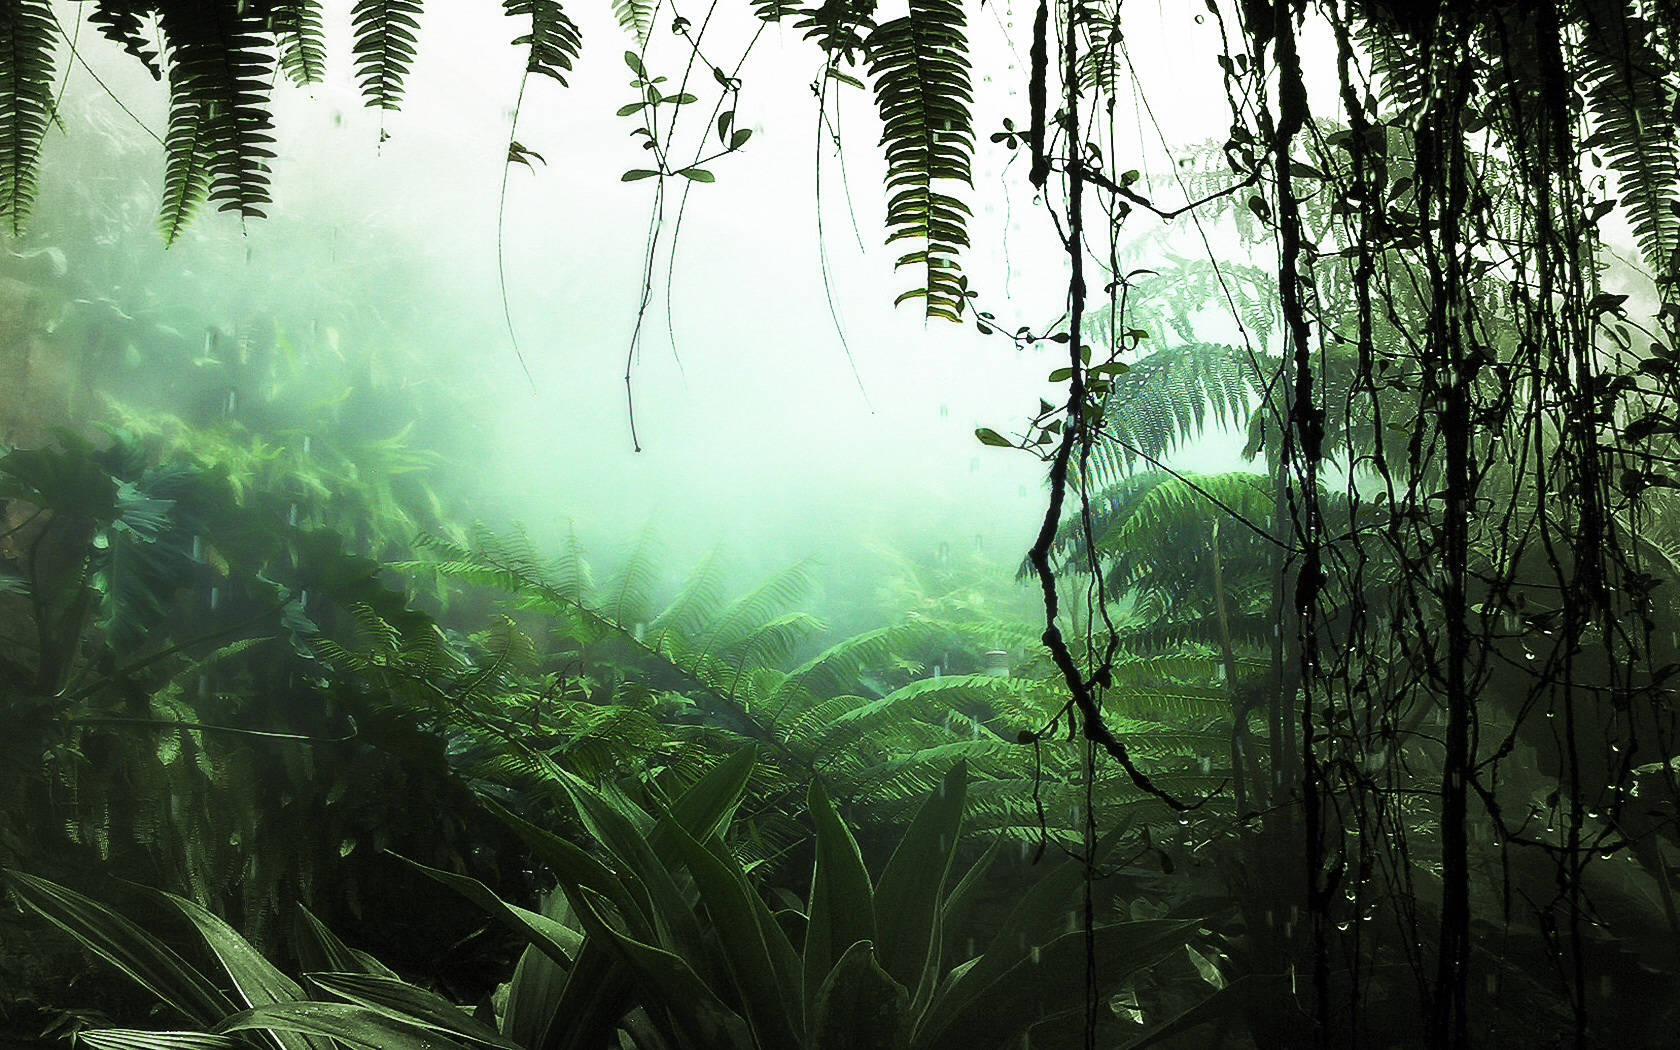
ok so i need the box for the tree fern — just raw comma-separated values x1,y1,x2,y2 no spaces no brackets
866,0,974,321
503,0,582,86
270,0,327,88
351,0,423,112
1085,343,1266,484
0,0,57,237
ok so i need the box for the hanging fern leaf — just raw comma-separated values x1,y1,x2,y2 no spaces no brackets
611,0,655,48
0,0,56,236
89,2,162,80
503,0,582,85
1576,3,1680,286
157,81,213,244
795,0,875,63
154,6,277,234
270,0,327,87
751,0,800,24
866,0,974,321
351,0,423,112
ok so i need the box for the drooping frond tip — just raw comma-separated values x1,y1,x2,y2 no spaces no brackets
867,0,975,322
270,0,328,87
155,6,278,243
504,0,582,86
0,0,57,237
352,0,423,112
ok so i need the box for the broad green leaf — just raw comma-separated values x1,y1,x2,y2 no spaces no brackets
974,428,1012,447
730,128,753,148
501,942,569,1050
873,762,966,1000
303,972,517,1049
622,169,660,181
938,837,1001,969
3,871,234,1025
802,780,876,1015
482,798,635,914
77,1033,242,1050
1118,973,1287,1049
291,906,398,979
164,894,328,1050
568,888,752,1050
667,823,802,1050
676,167,715,183
216,1002,468,1050
396,854,585,970
552,771,705,960
810,941,910,1050
617,102,647,116
658,747,757,857
914,862,1081,1046
623,50,646,74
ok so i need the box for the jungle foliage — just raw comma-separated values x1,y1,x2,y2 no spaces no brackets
5,1,1680,1050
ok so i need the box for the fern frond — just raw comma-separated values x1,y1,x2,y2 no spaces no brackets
154,6,277,238
867,0,974,321
602,524,661,627
611,0,655,47
794,0,874,62
694,560,817,659
1086,342,1265,484
553,524,595,603
270,0,327,87
1577,3,1680,284
503,0,582,85
646,549,728,653
351,0,423,112
751,0,800,22
89,3,162,79
0,0,57,237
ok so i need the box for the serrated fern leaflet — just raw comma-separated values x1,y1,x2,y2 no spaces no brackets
867,0,974,322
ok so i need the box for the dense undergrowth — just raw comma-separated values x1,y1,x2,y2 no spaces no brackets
5,2,1680,1047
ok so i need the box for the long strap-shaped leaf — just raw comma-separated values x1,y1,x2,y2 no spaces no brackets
3,870,235,1026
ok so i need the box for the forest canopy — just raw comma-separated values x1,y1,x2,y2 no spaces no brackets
3,2,1680,1050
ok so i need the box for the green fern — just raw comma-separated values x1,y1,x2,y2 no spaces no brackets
1086,343,1267,484
88,3,161,79
351,0,423,112
612,0,656,48
867,0,974,321
155,6,278,239
504,0,582,85
1577,2,1680,284
270,0,327,87
0,0,57,237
